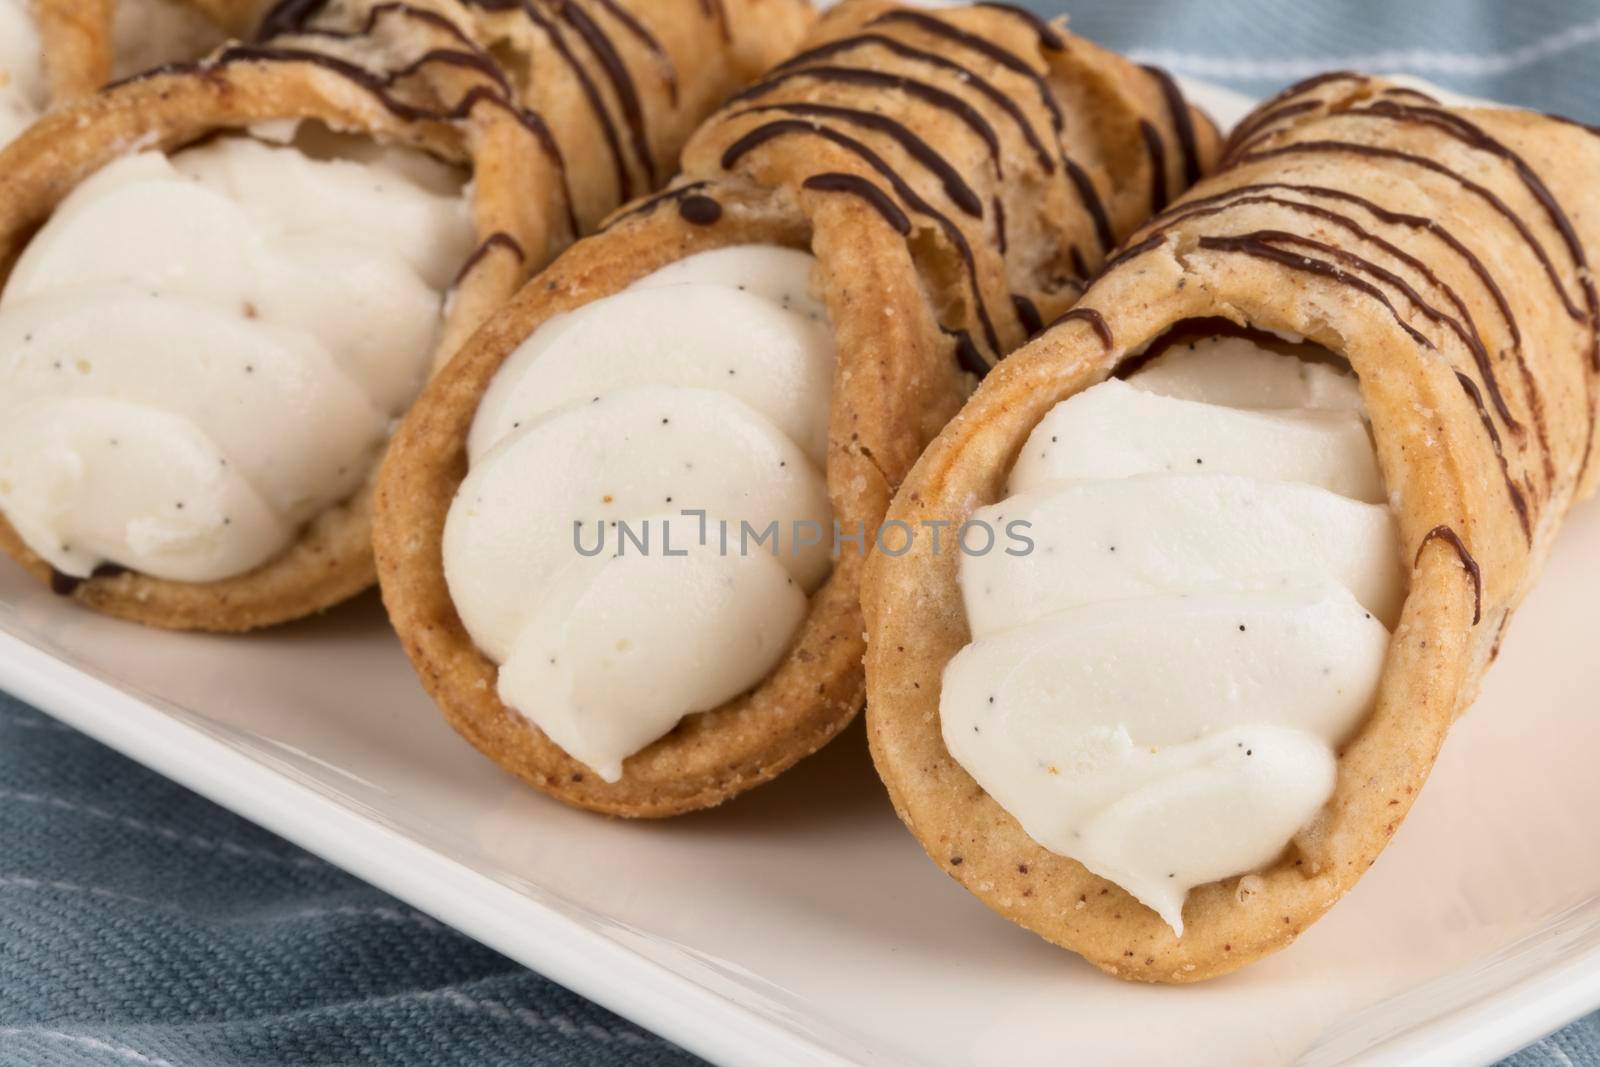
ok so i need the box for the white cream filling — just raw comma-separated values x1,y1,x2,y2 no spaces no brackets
444,246,836,782
0,0,47,148
945,333,1402,934
0,129,475,582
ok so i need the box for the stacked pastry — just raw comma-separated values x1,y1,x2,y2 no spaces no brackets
375,0,1219,816
863,72,1600,980
0,0,812,630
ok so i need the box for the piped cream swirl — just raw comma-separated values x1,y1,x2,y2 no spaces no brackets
0,128,475,582
944,334,1403,933
444,246,836,782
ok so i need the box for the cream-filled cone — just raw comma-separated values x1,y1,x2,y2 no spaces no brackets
0,0,812,630
374,0,1221,817
862,73,1600,981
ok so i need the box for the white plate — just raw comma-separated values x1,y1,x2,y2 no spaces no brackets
6,79,1600,1067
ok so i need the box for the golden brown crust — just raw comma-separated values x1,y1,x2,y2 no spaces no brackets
862,74,1600,981
378,190,869,815
0,31,537,630
30,0,116,101
374,0,1220,816
0,51,483,629
0,0,813,630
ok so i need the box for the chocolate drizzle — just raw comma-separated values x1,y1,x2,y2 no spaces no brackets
733,103,983,217
1011,292,1043,336
1218,70,1369,159
1221,100,1319,160
465,0,639,202
802,173,911,234
1078,76,1587,565
678,194,722,225
1253,70,1363,112
259,0,655,208
1241,141,1586,325
257,0,333,38
949,329,990,378
1138,120,1169,214
721,118,1000,353
1416,525,1482,625
1048,307,1112,350
592,0,679,106
453,230,527,285
1084,233,1165,286
221,43,540,141
1155,182,1524,351
730,67,1001,173
1148,175,1553,542
1197,233,1433,349
869,10,1064,133
1142,65,1201,186
397,47,516,96
1454,369,1532,538
1379,86,1439,104
604,180,710,227
558,0,656,186
1150,180,1550,481
972,3,1065,50
1342,102,1598,365
1184,221,1538,538
445,0,718,205
770,33,1053,173
1230,121,1596,511
1061,155,1113,252
1156,196,1518,429
1119,316,1265,376
260,1,478,49
128,41,581,238
706,6,1205,377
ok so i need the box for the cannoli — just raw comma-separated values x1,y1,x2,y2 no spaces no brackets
862,73,1600,980
256,0,816,234
0,0,809,631
374,0,1221,816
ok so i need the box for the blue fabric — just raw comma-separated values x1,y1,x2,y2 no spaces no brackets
6,2,1600,1064
1054,0,1600,120
0,695,699,1066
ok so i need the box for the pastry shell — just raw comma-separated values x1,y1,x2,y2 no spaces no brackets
374,0,1220,815
862,74,1600,981
0,0,813,629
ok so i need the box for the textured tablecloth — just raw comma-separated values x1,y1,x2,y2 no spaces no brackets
5,1,1600,1064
